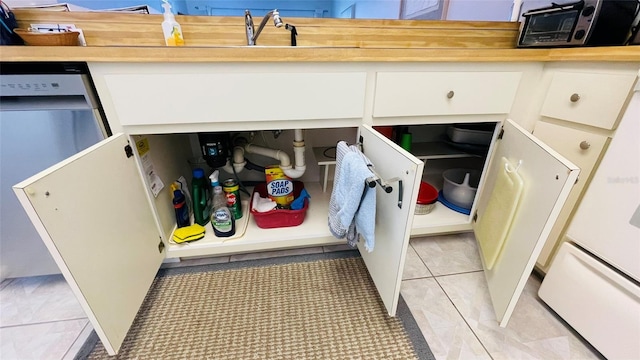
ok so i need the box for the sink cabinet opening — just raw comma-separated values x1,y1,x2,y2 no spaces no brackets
133,122,498,258
369,122,498,236
132,127,357,259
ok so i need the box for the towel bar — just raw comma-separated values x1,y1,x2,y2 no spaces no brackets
366,165,404,208
366,165,392,192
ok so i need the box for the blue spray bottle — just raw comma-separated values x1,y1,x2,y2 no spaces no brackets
171,182,190,228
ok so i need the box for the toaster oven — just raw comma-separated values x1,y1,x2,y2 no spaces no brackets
517,0,639,47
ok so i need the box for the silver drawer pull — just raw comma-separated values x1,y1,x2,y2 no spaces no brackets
570,93,581,102
579,141,590,150
447,90,455,99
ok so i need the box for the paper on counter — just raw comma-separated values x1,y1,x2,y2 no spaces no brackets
29,23,86,46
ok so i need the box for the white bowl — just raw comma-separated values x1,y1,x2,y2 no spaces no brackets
442,169,480,209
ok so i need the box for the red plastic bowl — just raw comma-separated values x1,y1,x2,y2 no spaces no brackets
416,181,438,215
417,182,438,204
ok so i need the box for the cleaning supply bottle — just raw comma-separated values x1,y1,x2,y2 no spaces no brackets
171,183,190,228
191,168,210,226
209,170,235,237
161,0,184,46
209,169,220,188
211,185,235,237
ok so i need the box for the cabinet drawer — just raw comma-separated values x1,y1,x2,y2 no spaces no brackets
104,72,367,126
533,121,608,172
372,71,521,118
533,121,609,267
540,72,636,130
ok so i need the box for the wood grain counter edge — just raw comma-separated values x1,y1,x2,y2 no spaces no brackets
1,46,639,63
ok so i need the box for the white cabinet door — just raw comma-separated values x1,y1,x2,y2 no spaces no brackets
473,119,579,327
12,134,164,355
358,124,424,316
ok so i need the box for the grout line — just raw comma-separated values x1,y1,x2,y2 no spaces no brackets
0,317,88,330
408,238,494,358
406,242,495,357
411,242,435,278
431,274,495,360
430,269,483,277
400,268,482,282
61,320,93,360
401,277,432,284
406,242,436,279
401,275,434,281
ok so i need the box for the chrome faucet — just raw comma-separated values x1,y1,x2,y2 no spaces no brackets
244,9,283,46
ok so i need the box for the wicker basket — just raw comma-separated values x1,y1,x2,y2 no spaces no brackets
14,29,80,46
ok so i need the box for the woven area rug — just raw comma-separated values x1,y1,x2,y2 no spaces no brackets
76,251,434,359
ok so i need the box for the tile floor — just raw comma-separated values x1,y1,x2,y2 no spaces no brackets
0,233,603,360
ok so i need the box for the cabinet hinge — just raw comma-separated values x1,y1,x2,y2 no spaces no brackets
124,144,134,158
158,237,165,253
497,127,504,140
472,211,478,222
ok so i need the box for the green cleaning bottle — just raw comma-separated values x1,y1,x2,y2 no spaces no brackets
191,168,210,226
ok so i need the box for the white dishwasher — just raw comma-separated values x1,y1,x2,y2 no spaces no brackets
0,62,110,279
539,88,640,360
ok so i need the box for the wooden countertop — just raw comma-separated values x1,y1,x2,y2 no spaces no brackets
2,45,639,63
3,10,638,63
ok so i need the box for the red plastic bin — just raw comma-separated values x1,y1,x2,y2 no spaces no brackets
250,181,309,229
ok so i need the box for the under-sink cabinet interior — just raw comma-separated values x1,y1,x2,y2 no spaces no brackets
137,127,362,259
136,124,498,260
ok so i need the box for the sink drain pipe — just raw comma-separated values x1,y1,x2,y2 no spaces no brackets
222,129,306,178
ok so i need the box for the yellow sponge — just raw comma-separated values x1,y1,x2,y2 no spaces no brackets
172,224,205,243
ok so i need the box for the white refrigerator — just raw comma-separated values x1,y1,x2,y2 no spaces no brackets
538,87,640,359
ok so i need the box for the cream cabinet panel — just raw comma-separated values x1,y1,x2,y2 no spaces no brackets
372,72,521,118
132,134,195,244
540,72,636,130
473,119,579,327
12,135,165,356
532,121,609,268
104,72,367,126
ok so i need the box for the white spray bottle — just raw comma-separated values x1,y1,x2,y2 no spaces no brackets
161,0,184,46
